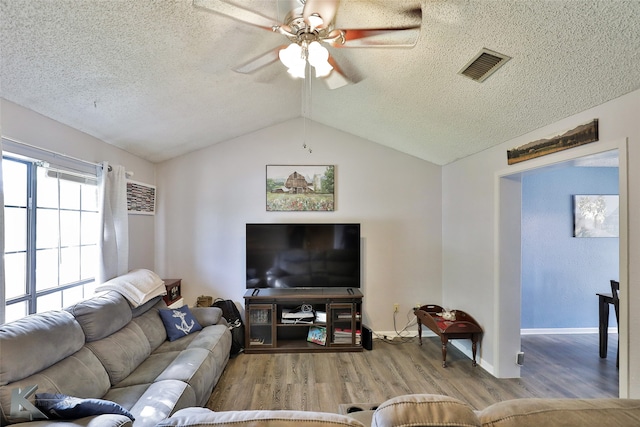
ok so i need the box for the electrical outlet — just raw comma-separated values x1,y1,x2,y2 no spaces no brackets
394,303,399,313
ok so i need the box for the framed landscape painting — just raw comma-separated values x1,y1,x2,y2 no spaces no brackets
266,165,335,211
573,194,619,238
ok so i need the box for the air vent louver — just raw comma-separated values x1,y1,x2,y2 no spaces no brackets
459,48,511,82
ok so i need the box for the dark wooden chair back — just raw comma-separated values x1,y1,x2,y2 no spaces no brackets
610,280,620,322
610,279,620,368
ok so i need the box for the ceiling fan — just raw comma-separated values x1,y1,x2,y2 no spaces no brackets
193,0,422,89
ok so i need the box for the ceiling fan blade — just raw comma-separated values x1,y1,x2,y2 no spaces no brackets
335,27,421,48
322,55,354,90
234,46,288,74
303,0,340,28
322,69,351,90
193,0,277,30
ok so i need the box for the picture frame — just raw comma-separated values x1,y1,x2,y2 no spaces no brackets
573,194,619,238
127,180,156,215
266,165,335,211
507,119,599,165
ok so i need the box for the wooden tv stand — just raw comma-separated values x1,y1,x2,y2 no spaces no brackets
243,288,363,353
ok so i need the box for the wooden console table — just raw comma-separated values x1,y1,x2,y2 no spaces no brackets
415,304,482,367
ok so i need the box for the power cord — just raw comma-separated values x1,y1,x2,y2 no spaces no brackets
373,308,419,344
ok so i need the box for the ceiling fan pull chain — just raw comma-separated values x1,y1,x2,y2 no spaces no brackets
302,66,313,154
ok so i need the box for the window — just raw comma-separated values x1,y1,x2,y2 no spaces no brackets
3,154,99,323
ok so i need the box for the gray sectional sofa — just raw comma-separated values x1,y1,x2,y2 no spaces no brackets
0,290,231,427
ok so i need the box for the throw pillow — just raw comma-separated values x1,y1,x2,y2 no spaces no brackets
35,393,134,421
159,305,203,341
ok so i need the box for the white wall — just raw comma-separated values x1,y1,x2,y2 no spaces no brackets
155,118,442,333
1,99,157,271
443,89,640,396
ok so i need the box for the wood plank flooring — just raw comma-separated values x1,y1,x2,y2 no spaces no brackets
207,333,618,413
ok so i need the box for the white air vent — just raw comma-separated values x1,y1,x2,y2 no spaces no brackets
459,48,511,82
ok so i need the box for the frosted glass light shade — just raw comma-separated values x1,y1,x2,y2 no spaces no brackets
279,42,332,79
307,41,333,77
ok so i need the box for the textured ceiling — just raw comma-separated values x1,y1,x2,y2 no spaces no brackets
2,0,640,165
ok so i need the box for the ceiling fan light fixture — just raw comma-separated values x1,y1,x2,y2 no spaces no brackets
279,41,332,79
307,13,323,29
307,41,333,77
279,43,306,78
287,63,307,78
313,62,333,78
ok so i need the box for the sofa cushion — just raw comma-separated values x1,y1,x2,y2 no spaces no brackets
112,352,179,389
155,348,218,407
0,310,85,385
479,398,640,427
186,324,231,355
132,301,168,352
35,393,135,421
371,394,481,427
85,322,151,385
131,296,163,318
0,346,112,425
67,291,132,342
189,306,223,327
152,325,225,356
159,306,203,342
156,407,367,427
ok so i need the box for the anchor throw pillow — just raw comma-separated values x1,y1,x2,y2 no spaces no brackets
159,305,203,341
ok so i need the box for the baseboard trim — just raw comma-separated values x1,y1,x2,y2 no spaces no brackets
373,330,437,339
521,327,617,335
376,328,617,337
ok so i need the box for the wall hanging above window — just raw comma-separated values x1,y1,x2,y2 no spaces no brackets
127,180,156,215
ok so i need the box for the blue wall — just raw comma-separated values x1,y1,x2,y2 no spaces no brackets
521,166,618,329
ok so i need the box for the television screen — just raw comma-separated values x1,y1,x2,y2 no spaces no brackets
246,223,361,289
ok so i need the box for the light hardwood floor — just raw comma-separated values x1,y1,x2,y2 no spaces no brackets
207,333,618,413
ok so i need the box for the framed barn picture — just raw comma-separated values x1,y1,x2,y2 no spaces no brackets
266,165,335,211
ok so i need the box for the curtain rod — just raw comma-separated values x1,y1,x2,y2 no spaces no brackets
2,136,133,176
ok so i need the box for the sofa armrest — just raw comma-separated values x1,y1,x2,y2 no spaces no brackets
189,306,224,327
156,407,366,427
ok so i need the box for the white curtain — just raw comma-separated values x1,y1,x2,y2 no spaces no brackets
0,138,5,324
97,162,129,284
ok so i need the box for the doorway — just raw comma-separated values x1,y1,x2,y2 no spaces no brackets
495,139,628,397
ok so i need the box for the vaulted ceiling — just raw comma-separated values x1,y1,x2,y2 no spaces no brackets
2,0,640,165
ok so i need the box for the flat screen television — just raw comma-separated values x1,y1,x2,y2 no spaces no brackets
246,223,361,289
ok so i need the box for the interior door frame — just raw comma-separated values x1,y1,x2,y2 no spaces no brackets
494,138,628,397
